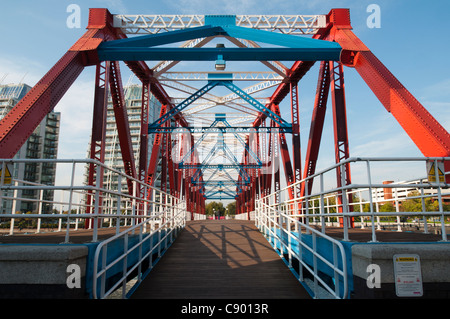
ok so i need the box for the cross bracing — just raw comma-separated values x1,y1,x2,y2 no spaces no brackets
2,8,449,220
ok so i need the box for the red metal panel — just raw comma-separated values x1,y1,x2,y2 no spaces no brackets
138,81,150,184
290,82,302,198
85,61,110,228
0,51,85,158
146,105,167,188
272,104,295,200
330,61,354,228
301,61,330,198
109,61,137,194
353,50,450,157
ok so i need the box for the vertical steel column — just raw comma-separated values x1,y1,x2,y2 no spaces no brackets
139,81,150,186
272,104,295,201
85,62,110,229
301,61,331,198
109,61,137,194
146,105,167,189
167,135,177,197
0,50,85,158
330,61,354,228
290,82,302,197
136,80,150,220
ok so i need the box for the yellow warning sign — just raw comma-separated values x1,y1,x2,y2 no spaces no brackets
396,257,417,262
0,163,13,185
427,161,445,183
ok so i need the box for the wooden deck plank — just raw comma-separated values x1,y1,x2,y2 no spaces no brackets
130,220,311,299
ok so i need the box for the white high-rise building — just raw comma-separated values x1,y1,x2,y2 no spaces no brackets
92,84,163,193
0,83,61,214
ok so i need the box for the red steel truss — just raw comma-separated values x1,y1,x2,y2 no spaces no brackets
1,8,449,226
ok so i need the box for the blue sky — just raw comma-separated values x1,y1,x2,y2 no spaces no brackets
1,0,450,186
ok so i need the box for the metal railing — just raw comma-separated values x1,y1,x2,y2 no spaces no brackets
0,158,192,243
259,157,450,243
255,198,348,299
92,200,186,299
253,157,450,298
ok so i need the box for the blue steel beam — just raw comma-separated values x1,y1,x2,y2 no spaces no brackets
148,80,220,130
180,164,261,169
97,24,342,62
148,126,291,134
149,80,291,131
99,25,224,48
98,47,341,62
219,81,289,128
194,181,247,186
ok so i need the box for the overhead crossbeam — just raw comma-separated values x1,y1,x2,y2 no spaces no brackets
113,14,327,35
148,79,291,131
97,24,342,62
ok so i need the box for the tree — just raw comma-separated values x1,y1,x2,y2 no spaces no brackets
205,201,225,216
226,201,236,216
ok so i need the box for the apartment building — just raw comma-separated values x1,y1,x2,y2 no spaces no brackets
0,83,61,213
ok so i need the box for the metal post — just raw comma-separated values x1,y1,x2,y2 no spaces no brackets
92,165,102,242
37,189,43,233
435,159,448,241
366,160,377,242
64,161,77,243
116,174,122,235
9,181,18,235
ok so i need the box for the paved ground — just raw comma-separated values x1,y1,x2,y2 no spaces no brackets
130,220,312,299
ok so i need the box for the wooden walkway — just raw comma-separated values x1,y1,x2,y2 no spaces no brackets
130,220,311,299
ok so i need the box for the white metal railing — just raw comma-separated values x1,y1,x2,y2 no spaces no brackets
0,158,196,243
255,198,348,299
259,157,450,243
254,157,450,299
113,14,326,35
92,201,186,299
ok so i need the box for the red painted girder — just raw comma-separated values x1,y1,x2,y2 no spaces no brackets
0,50,85,158
301,61,330,198
353,50,450,157
138,81,150,188
330,61,354,228
85,62,110,228
146,105,167,187
327,9,450,157
109,61,137,190
290,82,302,198
271,104,295,200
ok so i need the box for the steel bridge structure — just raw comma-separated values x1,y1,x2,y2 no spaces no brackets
1,8,449,219
1,8,450,300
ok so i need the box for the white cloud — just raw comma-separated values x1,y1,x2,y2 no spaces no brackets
53,77,95,159
95,0,128,14
0,56,45,86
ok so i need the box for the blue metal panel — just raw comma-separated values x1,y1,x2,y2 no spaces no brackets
205,15,236,27
148,81,219,129
222,25,340,50
98,47,341,62
97,24,342,62
219,81,290,128
208,73,233,81
148,126,291,133
99,25,223,48
180,164,261,169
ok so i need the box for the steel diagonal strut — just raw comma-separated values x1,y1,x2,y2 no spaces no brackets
5,8,450,225
329,8,450,175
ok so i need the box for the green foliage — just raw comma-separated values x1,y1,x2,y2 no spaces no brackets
205,201,236,216
205,201,225,216
226,201,236,216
